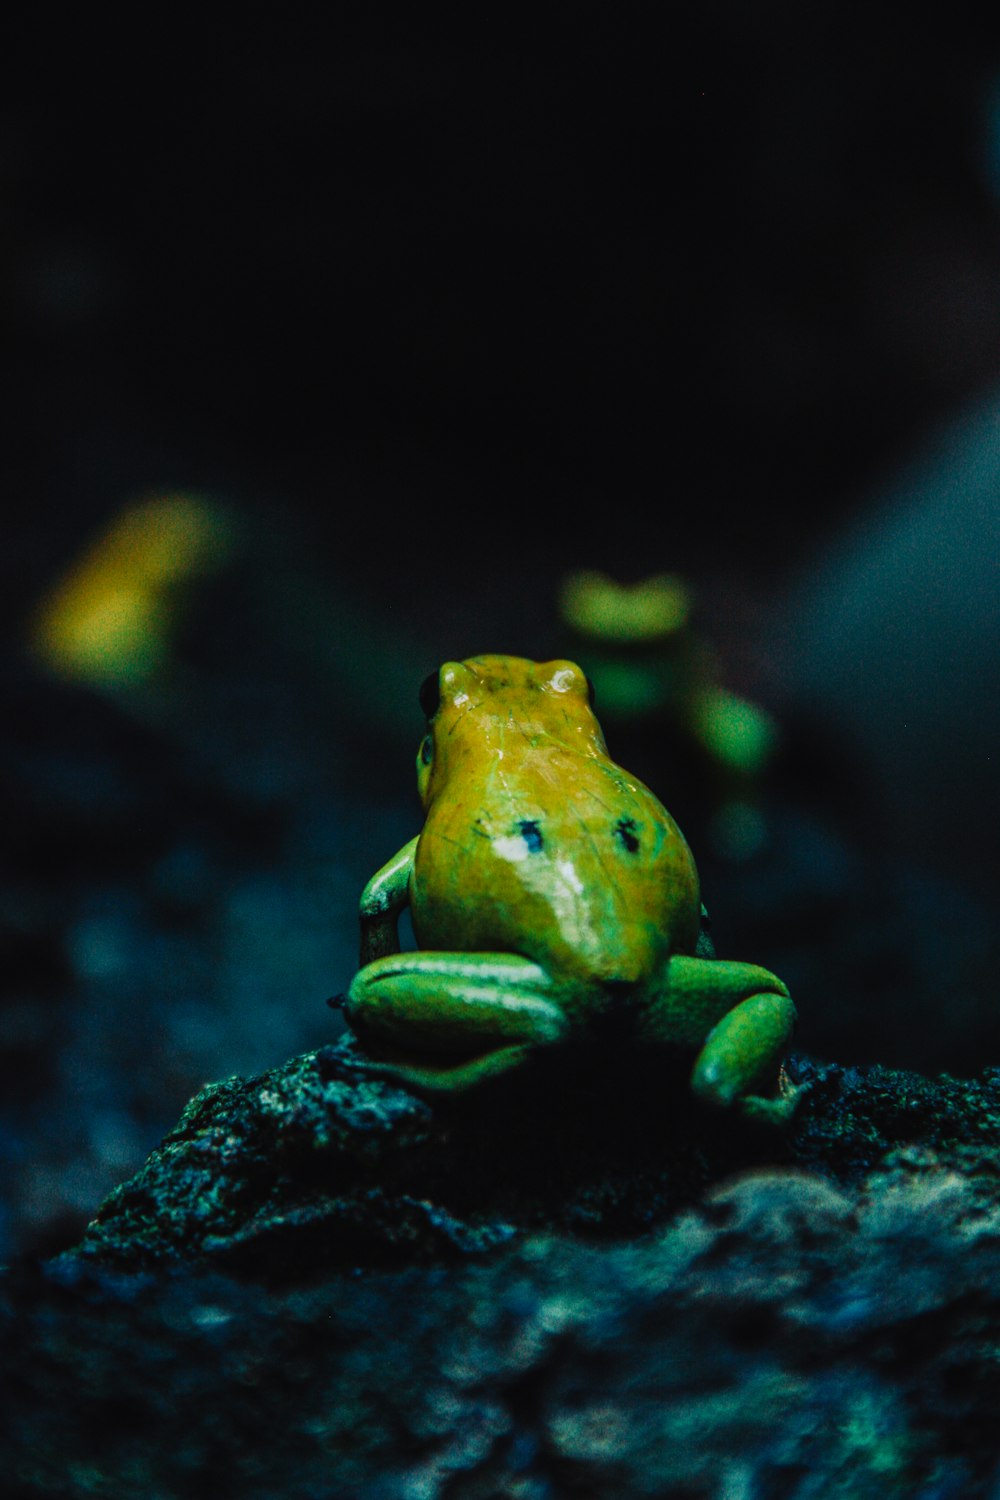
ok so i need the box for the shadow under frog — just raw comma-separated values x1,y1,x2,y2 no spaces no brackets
335,656,798,1123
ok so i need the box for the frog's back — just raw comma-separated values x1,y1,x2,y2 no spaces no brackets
411,741,700,994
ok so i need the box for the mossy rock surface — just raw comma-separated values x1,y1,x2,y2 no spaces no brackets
6,1041,1000,1496
68,1037,1000,1275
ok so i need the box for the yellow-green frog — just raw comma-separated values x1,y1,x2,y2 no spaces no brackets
340,655,798,1121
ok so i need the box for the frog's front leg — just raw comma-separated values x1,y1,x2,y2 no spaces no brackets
641,955,800,1124
343,951,569,1093
358,838,419,964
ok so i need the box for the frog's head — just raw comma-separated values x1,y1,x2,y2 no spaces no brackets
415,654,606,806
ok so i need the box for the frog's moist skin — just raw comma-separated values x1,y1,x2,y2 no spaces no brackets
341,655,799,1121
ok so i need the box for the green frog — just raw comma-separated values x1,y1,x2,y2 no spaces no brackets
339,655,798,1120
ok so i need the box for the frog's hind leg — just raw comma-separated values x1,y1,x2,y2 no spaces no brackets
640,955,800,1124
342,950,568,1094
687,958,799,1124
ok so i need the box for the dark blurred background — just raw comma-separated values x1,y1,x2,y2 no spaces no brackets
3,7,1000,1257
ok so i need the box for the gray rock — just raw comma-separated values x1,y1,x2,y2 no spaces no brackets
5,1041,1000,1496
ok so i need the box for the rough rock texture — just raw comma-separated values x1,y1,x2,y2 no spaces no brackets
67,1037,816,1276
5,1042,1000,1496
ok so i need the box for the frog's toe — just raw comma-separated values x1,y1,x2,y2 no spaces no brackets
735,1083,804,1127
689,989,798,1122
346,1042,537,1096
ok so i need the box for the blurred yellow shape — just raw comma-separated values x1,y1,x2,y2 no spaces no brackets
559,570,691,642
32,494,231,688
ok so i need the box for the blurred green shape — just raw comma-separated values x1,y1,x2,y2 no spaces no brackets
692,686,777,773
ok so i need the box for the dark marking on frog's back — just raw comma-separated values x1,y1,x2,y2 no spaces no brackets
517,818,544,853
614,817,640,854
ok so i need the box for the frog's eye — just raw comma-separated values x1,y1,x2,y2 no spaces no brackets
419,734,433,767
419,670,441,720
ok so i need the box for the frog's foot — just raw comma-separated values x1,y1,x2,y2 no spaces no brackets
637,955,799,1125
690,983,799,1125
342,950,568,1095
733,1065,804,1127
